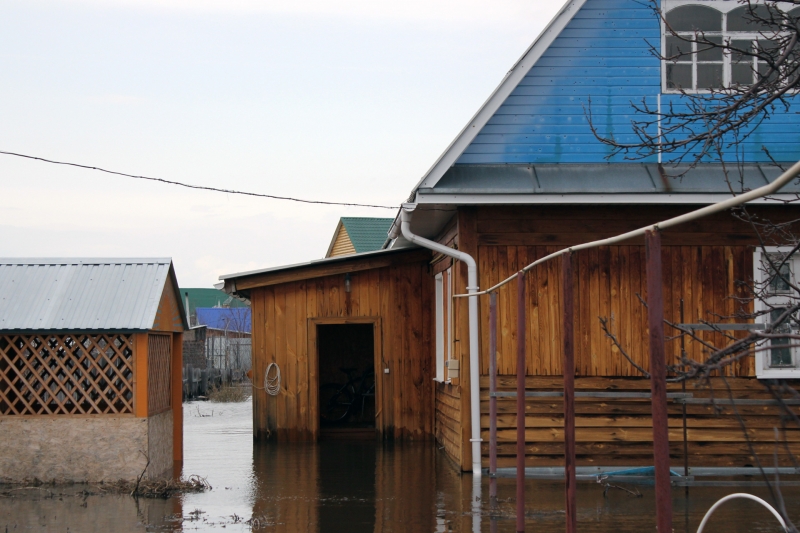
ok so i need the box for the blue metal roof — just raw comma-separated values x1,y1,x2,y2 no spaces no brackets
195,307,251,334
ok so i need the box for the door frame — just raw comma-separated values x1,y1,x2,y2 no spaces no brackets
308,317,383,438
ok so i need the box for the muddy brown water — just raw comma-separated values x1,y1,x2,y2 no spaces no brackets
2,398,798,532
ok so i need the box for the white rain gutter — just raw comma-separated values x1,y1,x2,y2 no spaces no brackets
390,203,482,476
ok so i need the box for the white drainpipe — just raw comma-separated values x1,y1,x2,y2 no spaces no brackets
393,203,482,476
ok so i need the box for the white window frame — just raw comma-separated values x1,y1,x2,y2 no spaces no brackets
434,269,453,383
753,247,800,378
661,0,790,93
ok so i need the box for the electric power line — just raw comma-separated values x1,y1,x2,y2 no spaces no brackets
0,150,397,210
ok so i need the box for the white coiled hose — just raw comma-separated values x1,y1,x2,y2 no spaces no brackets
265,363,281,396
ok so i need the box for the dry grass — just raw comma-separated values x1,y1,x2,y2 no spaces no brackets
208,383,250,403
111,475,212,498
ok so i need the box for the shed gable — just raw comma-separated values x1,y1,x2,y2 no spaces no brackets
152,270,185,333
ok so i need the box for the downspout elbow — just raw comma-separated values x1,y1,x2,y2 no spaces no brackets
400,204,482,477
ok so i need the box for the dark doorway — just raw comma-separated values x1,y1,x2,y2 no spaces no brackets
317,324,376,432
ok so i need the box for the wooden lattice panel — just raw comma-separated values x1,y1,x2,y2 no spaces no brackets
0,334,134,415
147,334,172,416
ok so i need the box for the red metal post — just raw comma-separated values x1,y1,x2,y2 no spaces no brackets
516,272,526,533
561,253,576,533
645,229,673,533
489,291,498,501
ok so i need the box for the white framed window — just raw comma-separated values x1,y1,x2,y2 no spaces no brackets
434,269,453,383
753,247,800,378
662,1,799,92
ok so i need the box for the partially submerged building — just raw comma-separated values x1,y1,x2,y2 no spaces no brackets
222,0,800,472
0,258,187,483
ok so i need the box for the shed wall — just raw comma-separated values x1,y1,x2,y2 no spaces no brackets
249,259,434,441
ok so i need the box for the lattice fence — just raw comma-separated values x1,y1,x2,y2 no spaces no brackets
148,334,172,415
0,334,134,415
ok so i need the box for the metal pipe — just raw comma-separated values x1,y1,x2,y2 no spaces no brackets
489,291,498,500
645,229,673,533
453,159,800,299
561,252,576,533
516,272,526,533
396,204,483,476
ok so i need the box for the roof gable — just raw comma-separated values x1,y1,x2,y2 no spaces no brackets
412,0,587,192
0,258,188,332
326,218,394,257
412,0,800,196
326,221,356,257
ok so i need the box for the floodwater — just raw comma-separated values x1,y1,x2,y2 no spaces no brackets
2,398,799,532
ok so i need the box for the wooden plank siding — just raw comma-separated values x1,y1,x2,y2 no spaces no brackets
248,254,434,441
436,205,800,469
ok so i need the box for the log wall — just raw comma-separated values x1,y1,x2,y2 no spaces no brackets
440,205,800,469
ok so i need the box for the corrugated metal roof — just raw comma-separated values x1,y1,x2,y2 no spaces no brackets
339,218,394,253
196,307,251,333
180,288,247,315
0,258,176,331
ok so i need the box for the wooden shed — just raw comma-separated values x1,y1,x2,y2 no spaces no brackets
0,258,187,483
220,247,435,441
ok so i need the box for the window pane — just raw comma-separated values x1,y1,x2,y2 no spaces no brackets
728,5,773,32
666,35,692,60
731,39,754,63
769,261,792,292
667,63,692,89
666,5,722,31
757,61,780,83
697,64,723,89
770,308,794,367
731,63,754,85
697,36,723,61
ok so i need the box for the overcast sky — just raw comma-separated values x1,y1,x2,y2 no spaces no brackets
0,0,563,287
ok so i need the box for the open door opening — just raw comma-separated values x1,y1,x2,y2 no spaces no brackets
317,324,376,436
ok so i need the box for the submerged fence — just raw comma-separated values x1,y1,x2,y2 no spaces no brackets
457,159,800,533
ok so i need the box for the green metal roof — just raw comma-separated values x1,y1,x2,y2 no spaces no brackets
179,288,248,315
340,218,394,253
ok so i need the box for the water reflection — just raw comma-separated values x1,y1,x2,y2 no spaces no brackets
2,399,799,532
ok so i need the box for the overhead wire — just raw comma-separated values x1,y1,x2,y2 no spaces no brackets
0,150,397,210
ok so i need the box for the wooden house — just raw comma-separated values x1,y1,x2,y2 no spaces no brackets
0,258,187,483
326,218,394,258
222,0,800,471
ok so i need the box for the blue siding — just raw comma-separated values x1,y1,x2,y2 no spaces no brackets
456,0,800,165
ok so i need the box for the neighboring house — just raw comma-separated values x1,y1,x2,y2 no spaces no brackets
181,287,247,327
221,0,800,470
195,307,252,371
0,258,187,482
326,217,394,258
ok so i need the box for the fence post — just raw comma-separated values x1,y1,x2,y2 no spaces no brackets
561,252,576,533
489,291,498,501
645,229,673,533
516,271,526,533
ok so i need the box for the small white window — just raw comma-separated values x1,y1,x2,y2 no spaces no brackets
434,269,452,383
753,247,800,378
